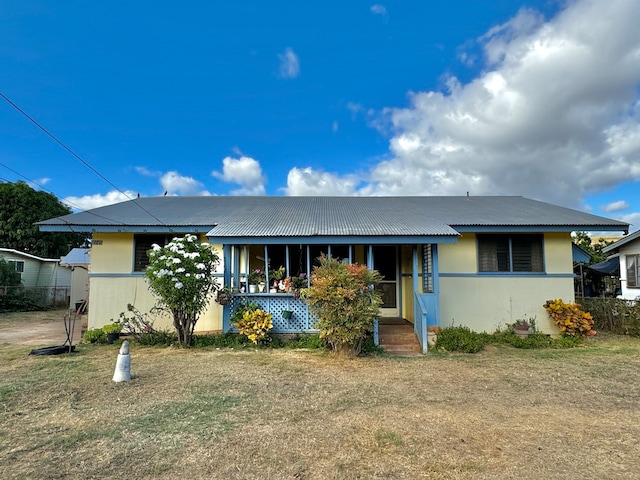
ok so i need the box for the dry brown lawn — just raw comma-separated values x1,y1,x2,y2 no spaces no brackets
1,315,640,479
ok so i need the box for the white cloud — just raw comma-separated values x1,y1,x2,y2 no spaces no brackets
356,0,640,208
278,47,300,79
284,167,359,196
370,4,387,16
27,177,50,190
135,166,161,177
601,200,630,212
63,190,136,210
332,121,339,132
212,156,266,195
160,171,209,196
616,212,640,232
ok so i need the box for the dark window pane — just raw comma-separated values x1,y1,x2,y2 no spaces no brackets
478,235,510,272
512,235,543,272
134,234,173,272
628,255,638,288
478,234,543,273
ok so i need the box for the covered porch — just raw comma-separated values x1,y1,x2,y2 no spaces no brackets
214,241,451,353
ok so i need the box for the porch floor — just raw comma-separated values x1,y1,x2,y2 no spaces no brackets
378,318,422,355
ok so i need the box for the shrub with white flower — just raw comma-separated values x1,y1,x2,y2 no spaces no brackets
145,234,220,347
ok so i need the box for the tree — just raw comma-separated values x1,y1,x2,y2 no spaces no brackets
145,234,220,347
0,181,85,258
0,258,21,286
303,255,382,355
573,231,613,265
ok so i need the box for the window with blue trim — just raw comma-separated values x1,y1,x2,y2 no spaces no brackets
478,234,544,273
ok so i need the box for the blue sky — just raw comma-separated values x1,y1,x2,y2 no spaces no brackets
1,0,639,231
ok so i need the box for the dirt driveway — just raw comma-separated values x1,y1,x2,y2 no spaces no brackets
0,310,86,346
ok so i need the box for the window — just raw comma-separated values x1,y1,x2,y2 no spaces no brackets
8,260,25,273
134,234,174,271
478,234,544,273
628,255,639,288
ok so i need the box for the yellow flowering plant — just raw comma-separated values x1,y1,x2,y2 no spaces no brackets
233,308,273,344
544,298,595,337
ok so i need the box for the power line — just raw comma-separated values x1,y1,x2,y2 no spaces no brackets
0,91,169,227
0,161,126,225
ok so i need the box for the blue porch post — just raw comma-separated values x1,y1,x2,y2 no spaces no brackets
222,244,232,333
413,245,427,352
432,244,440,327
367,245,379,345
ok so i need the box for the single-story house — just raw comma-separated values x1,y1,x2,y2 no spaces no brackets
0,247,71,305
60,248,90,310
38,196,628,351
0,248,70,289
602,230,640,301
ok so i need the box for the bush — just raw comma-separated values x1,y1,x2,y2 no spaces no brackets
435,326,490,353
233,308,273,344
578,297,640,336
303,255,382,356
544,299,595,337
83,328,106,344
116,304,178,346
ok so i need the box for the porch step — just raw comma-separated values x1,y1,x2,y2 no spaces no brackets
378,320,422,355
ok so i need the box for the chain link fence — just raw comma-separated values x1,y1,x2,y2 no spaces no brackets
0,285,71,311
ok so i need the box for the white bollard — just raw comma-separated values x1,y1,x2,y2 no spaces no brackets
112,340,131,382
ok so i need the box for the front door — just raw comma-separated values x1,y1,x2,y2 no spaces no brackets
373,245,399,317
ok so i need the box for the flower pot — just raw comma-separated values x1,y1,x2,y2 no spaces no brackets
249,284,257,293
282,310,293,320
258,282,266,293
514,328,531,338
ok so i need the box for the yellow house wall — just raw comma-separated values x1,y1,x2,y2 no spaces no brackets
439,276,573,333
437,232,575,334
87,232,224,332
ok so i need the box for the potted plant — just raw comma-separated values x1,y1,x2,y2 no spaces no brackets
289,273,307,298
269,266,286,292
512,317,536,338
248,269,264,293
216,286,232,305
102,322,122,344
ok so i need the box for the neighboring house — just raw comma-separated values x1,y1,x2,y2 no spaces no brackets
60,248,90,309
0,248,70,289
602,230,640,301
0,248,71,305
38,196,628,351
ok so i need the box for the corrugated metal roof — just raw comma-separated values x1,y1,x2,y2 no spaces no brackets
602,229,640,253
38,196,629,237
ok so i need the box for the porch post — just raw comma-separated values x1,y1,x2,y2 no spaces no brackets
432,244,440,326
413,245,427,353
367,245,379,346
222,244,232,333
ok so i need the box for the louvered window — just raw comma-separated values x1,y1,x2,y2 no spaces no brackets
478,234,544,273
628,255,639,288
133,234,174,272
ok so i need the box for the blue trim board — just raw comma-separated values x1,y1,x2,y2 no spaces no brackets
207,235,458,245
453,225,627,233
89,272,226,278
439,273,575,278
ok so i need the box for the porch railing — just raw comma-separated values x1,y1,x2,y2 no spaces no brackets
229,293,317,333
414,291,428,354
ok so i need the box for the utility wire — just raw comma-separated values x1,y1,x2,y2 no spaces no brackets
0,91,169,227
0,161,126,225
